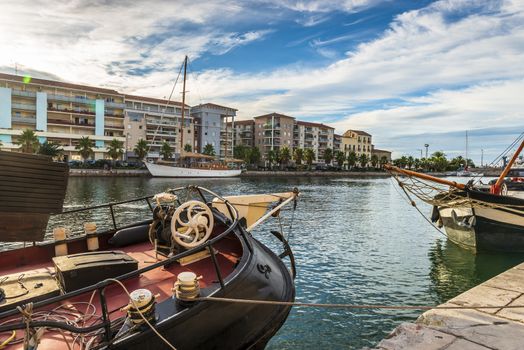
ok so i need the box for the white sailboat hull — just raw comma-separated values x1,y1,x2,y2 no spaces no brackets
145,162,241,178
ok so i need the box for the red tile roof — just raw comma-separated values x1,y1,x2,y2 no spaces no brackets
343,129,371,137
296,120,334,129
253,112,294,120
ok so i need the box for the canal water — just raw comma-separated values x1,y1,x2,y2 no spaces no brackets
53,177,524,348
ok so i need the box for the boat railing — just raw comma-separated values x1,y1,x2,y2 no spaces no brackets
0,186,250,344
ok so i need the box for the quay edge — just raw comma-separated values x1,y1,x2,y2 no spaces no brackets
373,262,524,350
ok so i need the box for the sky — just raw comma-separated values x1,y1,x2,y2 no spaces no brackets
0,0,523,164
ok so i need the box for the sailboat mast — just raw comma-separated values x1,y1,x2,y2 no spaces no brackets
465,130,468,170
180,55,188,157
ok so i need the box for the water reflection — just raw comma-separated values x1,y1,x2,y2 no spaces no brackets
428,239,524,304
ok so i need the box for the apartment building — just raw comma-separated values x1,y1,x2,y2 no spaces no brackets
0,73,125,160
253,113,295,162
124,95,191,159
191,103,237,158
230,120,255,148
341,130,373,161
334,134,342,153
293,121,334,162
372,147,392,163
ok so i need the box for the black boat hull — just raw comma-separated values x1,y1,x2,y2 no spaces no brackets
437,189,524,253
109,238,295,350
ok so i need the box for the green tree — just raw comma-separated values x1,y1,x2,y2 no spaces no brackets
380,156,388,168
280,146,291,169
370,154,379,168
304,148,315,169
183,143,192,152
323,148,333,165
107,138,124,164
267,149,277,169
234,145,247,160
359,153,369,168
75,136,94,164
430,151,448,172
335,151,346,168
202,143,215,156
347,151,357,169
248,147,261,166
160,141,173,160
38,141,62,158
133,138,148,161
293,148,303,166
407,156,415,169
17,129,39,154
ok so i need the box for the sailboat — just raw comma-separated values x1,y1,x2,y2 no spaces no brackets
456,131,483,177
386,135,524,253
145,56,241,178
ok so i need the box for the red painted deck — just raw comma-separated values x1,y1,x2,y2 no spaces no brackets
0,235,243,349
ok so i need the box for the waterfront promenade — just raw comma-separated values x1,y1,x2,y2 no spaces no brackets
375,262,524,350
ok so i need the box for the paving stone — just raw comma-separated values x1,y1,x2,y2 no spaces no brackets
444,284,520,315
496,293,524,323
484,268,524,294
375,323,455,350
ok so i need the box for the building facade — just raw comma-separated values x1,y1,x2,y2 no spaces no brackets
254,113,295,163
293,121,334,162
124,95,191,160
191,103,237,158
0,73,125,161
333,134,342,153
372,147,392,163
230,120,255,148
341,130,373,161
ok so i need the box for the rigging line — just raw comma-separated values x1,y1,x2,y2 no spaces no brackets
184,296,524,311
390,177,447,238
146,61,185,153
488,131,524,168
186,57,204,107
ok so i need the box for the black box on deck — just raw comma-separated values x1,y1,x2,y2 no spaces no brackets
52,251,138,293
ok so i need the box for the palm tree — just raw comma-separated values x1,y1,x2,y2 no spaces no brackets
407,156,415,169
133,138,148,162
38,141,63,158
202,143,215,156
17,129,39,154
183,143,192,152
359,153,369,168
304,148,315,169
347,151,357,169
370,154,379,168
267,149,277,169
335,151,345,168
160,141,173,160
280,146,291,169
293,148,303,166
430,151,448,172
323,148,333,165
107,138,124,165
76,136,94,164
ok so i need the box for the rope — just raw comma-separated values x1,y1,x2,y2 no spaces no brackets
106,279,177,350
187,296,524,311
0,331,15,349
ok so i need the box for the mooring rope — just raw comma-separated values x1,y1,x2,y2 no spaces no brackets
187,296,524,311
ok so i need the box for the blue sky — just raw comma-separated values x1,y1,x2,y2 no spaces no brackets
0,0,523,164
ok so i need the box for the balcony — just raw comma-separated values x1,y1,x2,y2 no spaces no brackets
106,124,124,130
105,101,126,109
48,118,95,127
47,94,95,105
48,107,95,116
264,123,281,130
12,103,36,111
12,90,36,98
12,116,36,124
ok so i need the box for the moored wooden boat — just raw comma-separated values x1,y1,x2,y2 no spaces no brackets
0,184,299,349
385,137,524,253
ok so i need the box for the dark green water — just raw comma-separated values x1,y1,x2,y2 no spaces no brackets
57,177,524,349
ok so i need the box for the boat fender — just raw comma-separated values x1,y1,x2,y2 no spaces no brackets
53,227,69,257
109,224,150,247
430,206,440,223
84,222,99,251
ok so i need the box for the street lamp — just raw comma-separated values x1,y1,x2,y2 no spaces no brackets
424,144,429,159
